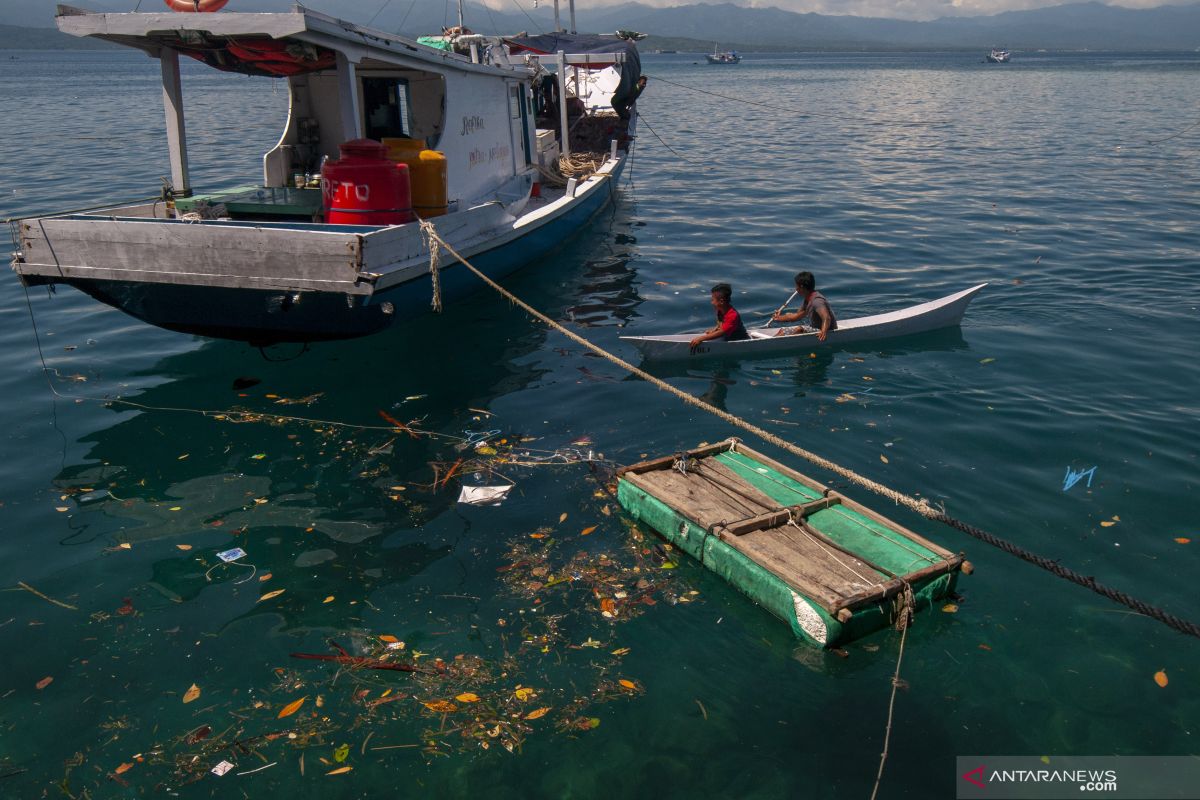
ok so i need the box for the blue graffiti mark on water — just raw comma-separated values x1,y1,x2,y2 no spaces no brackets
1063,466,1097,492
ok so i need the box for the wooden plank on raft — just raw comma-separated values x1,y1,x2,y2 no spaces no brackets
617,439,738,478
624,468,770,531
724,528,864,612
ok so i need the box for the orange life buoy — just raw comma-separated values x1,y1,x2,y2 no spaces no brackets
163,0,229,12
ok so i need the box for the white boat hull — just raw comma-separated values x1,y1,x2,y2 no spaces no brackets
621,283,987,361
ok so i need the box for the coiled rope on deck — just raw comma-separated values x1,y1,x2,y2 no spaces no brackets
419,223,1200,641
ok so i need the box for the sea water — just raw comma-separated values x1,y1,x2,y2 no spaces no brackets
0,49,1197,798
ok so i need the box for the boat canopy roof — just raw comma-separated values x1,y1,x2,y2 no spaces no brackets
505,33,640,71
54,3,528,78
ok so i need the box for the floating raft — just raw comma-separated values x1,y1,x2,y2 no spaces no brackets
616,439,968,648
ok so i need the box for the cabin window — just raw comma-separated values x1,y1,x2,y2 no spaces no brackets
361,76,412,140
509,85,522,120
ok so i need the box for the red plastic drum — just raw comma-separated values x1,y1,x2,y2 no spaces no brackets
321,139,415,226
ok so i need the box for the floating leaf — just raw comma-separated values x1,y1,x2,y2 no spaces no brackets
588,717,601,728
423,700,457,713
118,542,132,550
333,744,350,763
558,513,568,523
277,696,306,718
1154,670,1168,688
323,596,335,604
980,358,995,364
114,763,134,775
1100,520,1116,528
379,635,399,643
176,544,192,551
182,683,201,703
581,526,597,536
36,676,53,690
524,707,551,720
326,766,352,776
259,573,273,582
1175,537,1191,544
529,533,547,539
942,603,959,613
880,455,889,464
169,506,182,512
251,454,266,460
618,679,637,690
455,692,480,703
978,644,992,651
660,562,676,569
600,598,616,615
258,589,286,603
612,647,631,656
514,687,534,702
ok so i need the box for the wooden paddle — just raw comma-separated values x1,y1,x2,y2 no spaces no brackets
764,290,797,328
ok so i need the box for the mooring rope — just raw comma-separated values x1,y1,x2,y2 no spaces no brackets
420,224,1200,640
869,617,909,800
421,220,443,312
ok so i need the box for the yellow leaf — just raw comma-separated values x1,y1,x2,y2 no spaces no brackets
529,533,547,539
423,700,457,713
118,542,132,549
942,603,959,613
178,454,189,460
880,455,889,464
558,513,568,523
182,683,201,704
114,762,134,775
259,573,272,582
277,696,306,718
455,692,480,703
326,766,352,775
581,526,597,536
524,707,551,720
1174,537,1191,544
619,679,637,690
1154,670,1168,688
55,506,69,513
36,676,53,690
176,544,192,551
251,454,266,460
379,634,399,643
612,647,631,656
862,375,873,381
257,589,286,603
323,596,335,604
169,507,182,512
514,687,534,702
1100,520,1115,528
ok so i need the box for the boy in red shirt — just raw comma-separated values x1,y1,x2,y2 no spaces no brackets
690,283,749,352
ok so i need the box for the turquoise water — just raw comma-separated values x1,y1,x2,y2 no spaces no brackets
1,49,1198,797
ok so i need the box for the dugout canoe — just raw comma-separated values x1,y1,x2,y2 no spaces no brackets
621,283,987,361
616,439,970,647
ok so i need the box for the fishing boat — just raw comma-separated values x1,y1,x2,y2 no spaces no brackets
617,440,969,647
706,49,741,64
9,4,642,344
986,49,1011,63
622,283,986,361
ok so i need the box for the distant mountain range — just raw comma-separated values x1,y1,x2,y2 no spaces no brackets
4,1,1200,51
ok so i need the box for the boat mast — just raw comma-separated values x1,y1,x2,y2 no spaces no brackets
569,0,576,33
457,0,465,29
553,0,561,31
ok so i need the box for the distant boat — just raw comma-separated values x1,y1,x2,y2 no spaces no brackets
706,49,741,64
986,48,1011,63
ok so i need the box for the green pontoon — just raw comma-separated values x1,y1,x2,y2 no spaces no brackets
616,439,970,648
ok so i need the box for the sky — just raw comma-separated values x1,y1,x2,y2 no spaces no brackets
480,0,1194,22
